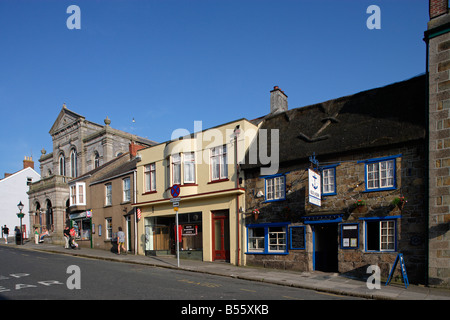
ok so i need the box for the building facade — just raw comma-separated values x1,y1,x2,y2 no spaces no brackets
28,105,155,244
134,119,258,265
0,157,40,240
425,0,450,287
242,76,428,284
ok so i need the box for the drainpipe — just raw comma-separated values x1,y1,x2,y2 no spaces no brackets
234,125,241,266
134,169,138,255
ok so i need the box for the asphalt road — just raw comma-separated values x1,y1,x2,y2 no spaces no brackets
0,245,364,302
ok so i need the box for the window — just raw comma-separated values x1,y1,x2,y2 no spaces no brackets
265,175,285,202
172,153,181,185
364,218,397,252
69,182,86,206
211,145,227,181
94,151,100,168
123,177,131,202
341,224,359,249
58,153,65,176
105,184,112,206
184,152,196,184
70,149,78,178
359,155,399,191
321,166,337,195
106,218,112,239
144,163,156,192
246,223,288,254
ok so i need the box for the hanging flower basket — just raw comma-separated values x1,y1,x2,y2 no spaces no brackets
354,200,366,213
392,197,407,210
252,209,260,221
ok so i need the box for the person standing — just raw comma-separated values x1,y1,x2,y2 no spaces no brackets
2,225,9,244
63,226,70,249
117,227,126,255
34,227,39,244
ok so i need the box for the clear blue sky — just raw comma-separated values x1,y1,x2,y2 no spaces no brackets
0,0,428,175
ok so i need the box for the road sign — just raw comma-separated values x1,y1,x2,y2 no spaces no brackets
171,185,181,198
170,197,181,202
172,202,179,207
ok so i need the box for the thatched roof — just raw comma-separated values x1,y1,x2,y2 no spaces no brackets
241,74,426,170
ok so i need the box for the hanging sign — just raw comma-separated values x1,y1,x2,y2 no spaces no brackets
308,169,321,206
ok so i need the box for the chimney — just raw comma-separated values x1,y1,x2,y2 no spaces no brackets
270,86,288,114
430,0,448,19
129,142,145,158
23,156,34,170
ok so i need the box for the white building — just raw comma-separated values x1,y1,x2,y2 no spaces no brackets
0,157,40,240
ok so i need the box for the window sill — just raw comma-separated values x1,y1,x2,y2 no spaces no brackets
362,187,396,193
263,198,286,203
245,251,289,255
208,178,229,184
143,191,157,195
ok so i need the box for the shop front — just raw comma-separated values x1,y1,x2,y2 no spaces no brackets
144,212,203,260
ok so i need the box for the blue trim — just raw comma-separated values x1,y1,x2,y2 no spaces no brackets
289,226,306,250
357,154,402,164
304,217,342,224
263,174,286,202
312,226,316,270
303,214,343,225
340,223,359,249
362,217,399,252
360,155,399,192
320,165,338,196
260,172,290,179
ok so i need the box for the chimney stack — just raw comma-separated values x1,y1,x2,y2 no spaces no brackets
129,142,145,158
430,0,448,19
270,86,288,115
23,156,34,170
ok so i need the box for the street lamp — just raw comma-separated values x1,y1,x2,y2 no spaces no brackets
17,201,25,245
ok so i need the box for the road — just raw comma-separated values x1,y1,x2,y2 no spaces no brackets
0,245,364,302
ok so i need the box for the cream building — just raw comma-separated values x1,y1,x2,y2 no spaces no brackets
134,118,259,265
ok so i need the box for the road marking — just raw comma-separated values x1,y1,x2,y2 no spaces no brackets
315,291,344,298
282,295,304,300
240,288,256,293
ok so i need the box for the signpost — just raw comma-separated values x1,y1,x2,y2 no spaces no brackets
170,185,181,267
308,169,321,206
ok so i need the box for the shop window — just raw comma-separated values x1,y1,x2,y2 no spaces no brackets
264,174,286,202
246,223,288,254
364,219,396,252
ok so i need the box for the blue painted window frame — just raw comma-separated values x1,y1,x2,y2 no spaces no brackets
340,223,359,249
320,164,338,196
357,154,401,192
246,222,289,255
263,173,286,203
289,226,306,250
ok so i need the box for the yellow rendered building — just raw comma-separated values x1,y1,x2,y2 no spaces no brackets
133,119,258,265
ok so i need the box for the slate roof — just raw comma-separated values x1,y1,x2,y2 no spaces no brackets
241,74,426,170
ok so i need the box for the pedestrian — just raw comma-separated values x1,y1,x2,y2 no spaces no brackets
69,226,79,249
117,227,126,255
34,227,39,244
2,225,9,244
63,226,70,249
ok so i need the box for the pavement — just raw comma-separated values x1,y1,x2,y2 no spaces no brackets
2,239,450,300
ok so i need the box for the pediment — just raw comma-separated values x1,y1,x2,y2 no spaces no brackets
49,105,85,135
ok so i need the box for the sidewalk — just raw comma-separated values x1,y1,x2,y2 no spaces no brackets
2,240,450,300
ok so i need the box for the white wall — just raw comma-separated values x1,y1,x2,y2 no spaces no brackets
0,168,40,239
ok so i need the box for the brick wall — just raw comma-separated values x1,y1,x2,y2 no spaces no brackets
430,0,448,19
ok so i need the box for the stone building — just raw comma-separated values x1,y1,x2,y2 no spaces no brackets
241,76,428,284
28,105,155,244
425,0,450,287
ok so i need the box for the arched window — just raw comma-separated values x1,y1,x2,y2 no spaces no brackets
58,153,66,176
94,151,100,169
70,149,78,178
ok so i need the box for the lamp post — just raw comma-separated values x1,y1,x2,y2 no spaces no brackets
17,201,24,245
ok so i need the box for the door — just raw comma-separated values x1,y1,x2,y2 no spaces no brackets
313,224,338,272
212,211,230,261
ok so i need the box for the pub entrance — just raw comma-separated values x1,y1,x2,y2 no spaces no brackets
313,223,338,272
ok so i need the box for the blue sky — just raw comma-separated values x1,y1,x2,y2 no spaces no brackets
0,0,428,175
